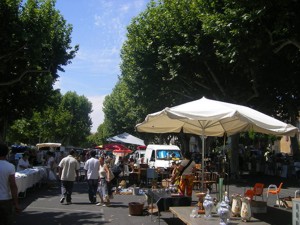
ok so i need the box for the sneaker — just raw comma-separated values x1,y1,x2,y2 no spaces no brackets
66,202,72,205
102,204,107,207
96,202,104,206
60,197,65,203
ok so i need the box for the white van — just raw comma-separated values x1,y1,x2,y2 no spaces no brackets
134,150,146,164
145,144,183,169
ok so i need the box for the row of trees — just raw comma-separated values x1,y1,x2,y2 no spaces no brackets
97,0,299,153
1,0,93,147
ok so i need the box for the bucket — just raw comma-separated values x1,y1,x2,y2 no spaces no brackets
128,202,144,216
132,187,139,195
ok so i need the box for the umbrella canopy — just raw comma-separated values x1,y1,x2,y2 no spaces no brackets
112,148,133,157
102,143,128,151
136,97,298,190
107,132,145,146
136,97,298,137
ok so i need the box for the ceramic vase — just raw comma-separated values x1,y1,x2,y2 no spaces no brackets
217,200,230,225
231,194,242,217
203,190,214,219
241,197,252,222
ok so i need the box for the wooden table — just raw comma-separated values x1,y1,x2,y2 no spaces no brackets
169,206,270,225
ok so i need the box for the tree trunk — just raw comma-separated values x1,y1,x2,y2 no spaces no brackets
230,134,240,179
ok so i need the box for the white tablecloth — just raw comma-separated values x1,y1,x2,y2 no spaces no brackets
15,167,47,194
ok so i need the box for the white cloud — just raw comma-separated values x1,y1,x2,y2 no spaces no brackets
88,95,107,133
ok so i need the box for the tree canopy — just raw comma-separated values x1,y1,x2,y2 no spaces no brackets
7,91,92,147
100,0,299,148
0,0,78,141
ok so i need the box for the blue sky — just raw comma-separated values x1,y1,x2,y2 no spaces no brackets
54,0,150,132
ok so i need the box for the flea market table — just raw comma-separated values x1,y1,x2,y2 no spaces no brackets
169,206,270,225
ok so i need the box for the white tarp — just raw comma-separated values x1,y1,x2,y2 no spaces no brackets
107,132,145,146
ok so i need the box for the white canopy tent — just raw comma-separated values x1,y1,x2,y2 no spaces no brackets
136,97,298,189
107,132,145,146
36,143,61,149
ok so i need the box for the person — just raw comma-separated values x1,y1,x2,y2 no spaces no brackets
58,149,80,205
105,158,115,200
0,143,21,225
84,150,99,204
170,161,180,191
177,151,196,197
96,156,112,206
16,152,31,171
46,151,57,184
56,151,65,165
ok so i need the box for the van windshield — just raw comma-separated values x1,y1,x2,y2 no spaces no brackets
156,150,182,160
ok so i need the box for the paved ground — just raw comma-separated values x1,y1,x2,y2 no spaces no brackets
14,173,297,225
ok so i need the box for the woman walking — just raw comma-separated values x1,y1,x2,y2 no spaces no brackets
97,156,112,206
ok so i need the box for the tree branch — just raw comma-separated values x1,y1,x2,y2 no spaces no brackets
0,45,27,61
0,69,50,86
274,39,300,53
204,61,226,96
245,69,259,103
265,27,300,53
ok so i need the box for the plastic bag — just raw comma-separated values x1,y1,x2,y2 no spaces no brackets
48,170,57,181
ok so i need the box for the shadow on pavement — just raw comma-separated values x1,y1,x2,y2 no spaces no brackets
254,206,292,225
16,210,105,225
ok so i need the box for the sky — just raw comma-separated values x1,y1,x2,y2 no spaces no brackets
54,0,150,132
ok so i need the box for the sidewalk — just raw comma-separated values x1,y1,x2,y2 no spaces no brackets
14,174,295,225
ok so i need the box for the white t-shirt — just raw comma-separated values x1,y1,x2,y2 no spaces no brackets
17,158,30,171
0,160,15,200
180,159,195,175
84,157,99,180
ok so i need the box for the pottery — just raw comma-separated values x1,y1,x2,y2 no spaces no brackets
217,200,230,225
241,197,252,222
203,190,214,219
231,194,242,217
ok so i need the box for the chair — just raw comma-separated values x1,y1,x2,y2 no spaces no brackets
193,171,201,190
244,183,264,200
267,182,283,207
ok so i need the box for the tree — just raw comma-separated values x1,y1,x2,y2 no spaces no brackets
102,80,145,139
0,0,78,142
7,91,92,147
59,92,92,146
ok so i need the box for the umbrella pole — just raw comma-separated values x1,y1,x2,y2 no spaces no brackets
201,131,205,192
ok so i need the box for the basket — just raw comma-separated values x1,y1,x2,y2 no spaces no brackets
128,202,144,216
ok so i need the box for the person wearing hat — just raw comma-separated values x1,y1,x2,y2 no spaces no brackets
17,152,31,172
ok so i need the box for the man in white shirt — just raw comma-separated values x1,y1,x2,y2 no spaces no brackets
58,149,80,205
0,143,21,224
84,150,99,203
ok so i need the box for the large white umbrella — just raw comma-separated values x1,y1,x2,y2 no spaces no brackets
136,97,298,189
